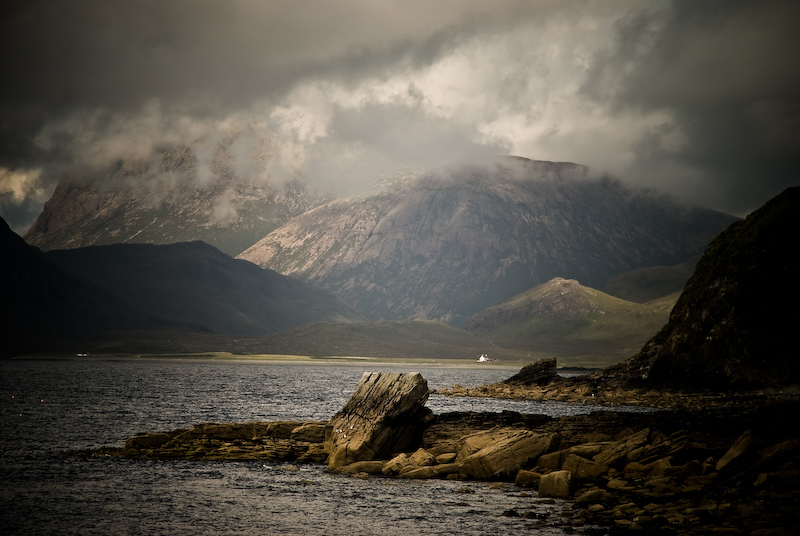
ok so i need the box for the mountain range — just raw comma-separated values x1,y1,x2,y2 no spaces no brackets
6,155,744,362
239,156,737,326
1,219,361,357
23,143,325,257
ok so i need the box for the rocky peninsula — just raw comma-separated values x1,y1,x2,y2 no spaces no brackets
72,369,800,535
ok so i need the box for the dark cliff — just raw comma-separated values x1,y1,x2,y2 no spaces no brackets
608,187,800,390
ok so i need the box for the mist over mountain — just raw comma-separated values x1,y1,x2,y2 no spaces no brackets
23,142,325,257
239,156,738,326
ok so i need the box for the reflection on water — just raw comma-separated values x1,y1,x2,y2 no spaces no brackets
1,359,616,535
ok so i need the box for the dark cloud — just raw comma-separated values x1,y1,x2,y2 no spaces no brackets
582,0,800,215
1,0,798,233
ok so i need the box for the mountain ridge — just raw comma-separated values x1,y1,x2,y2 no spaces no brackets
2,218,362,357
23,143,325,256
239,156,738,326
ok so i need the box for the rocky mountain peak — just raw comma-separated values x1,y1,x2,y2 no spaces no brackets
23,140,325,256
239,156,738,326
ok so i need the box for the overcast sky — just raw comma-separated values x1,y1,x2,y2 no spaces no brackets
1,0,799,233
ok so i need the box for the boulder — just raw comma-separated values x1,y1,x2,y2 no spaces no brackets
574,488,612,506
454,429,498,460
514,469,542,487
715,429,754,471
332,460,386,475
435,452,457,464
536,449,568,473
539,470,574,498
433,463,461,477
459,429,559,480
325,372,431,470
290,422,327,443
562,454,608,480
408,448,437,467
399,466,438,479
382,453,410,475
593,428,650,467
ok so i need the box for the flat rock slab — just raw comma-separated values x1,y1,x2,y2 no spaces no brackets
325,371,431,469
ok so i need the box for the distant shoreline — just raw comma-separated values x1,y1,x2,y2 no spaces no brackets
9,352,526,369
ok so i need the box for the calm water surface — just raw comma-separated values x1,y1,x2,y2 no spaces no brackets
1,359,621,535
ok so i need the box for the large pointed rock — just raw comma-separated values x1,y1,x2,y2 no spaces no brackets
325,372,431,470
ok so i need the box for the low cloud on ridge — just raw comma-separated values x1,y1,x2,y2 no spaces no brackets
1,0,798,233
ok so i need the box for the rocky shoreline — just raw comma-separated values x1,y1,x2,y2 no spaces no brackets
71,372,800,535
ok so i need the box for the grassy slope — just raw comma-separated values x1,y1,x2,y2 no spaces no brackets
466,279,677,367
254,320,530,361
601,256,698,303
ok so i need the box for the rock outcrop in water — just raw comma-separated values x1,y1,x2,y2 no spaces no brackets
73,371,800,534
503,357,558,386
325,372,432,470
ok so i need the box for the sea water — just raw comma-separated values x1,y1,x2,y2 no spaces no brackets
1,359,628,535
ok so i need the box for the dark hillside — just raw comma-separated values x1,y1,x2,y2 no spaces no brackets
605,187,800,390
2,219,362,357
45,241,362,337
601,256,699,303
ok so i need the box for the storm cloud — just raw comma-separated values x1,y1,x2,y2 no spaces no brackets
1,0,798,233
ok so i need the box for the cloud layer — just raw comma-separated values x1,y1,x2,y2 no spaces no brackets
1,0,798,232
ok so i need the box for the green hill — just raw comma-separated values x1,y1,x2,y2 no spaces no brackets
465,278,676,367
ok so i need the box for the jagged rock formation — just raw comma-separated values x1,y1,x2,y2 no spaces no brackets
24,143,324,256
503,357,559,386
239,156,737,326
325,372,432,470
605,187,800,390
